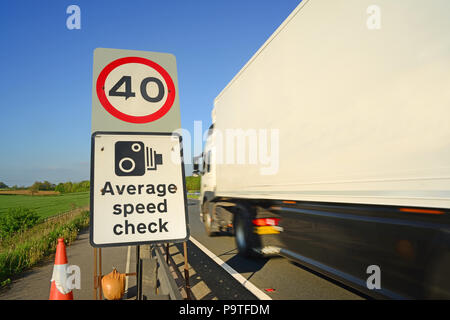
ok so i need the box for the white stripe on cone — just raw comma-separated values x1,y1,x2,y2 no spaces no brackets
51,264,71,295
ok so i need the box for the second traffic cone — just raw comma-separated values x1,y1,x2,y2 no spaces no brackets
49,238,73,300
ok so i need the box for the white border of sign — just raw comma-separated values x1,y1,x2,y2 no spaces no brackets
89,131,190,248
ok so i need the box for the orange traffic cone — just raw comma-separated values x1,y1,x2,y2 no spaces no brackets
49,238,74,300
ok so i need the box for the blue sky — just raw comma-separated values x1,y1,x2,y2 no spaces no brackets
0,0,300,187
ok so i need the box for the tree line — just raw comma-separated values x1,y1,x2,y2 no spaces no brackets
54,181,90,193
1,176,199,193
0,180,90,193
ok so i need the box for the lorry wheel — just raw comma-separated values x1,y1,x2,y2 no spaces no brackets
426,251,450,299
204,210,217,237
202,201,217,237
233,209,260,258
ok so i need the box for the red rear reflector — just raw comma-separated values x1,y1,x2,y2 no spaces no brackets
399,208,444,215
252,218,280,226
282,201,296,204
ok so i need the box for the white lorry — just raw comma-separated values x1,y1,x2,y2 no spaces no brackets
194,0,450,299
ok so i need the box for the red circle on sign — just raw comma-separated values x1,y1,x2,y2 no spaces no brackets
96,57,176,124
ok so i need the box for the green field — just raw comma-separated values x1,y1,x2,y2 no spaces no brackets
185,176,200,191
0,192,90,219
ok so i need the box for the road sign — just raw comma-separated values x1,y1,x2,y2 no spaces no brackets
90,132,189,247
91,48,181,133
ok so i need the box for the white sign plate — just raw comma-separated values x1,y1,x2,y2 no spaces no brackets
90,132,189,247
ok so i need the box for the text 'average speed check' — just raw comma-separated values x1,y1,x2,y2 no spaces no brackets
102,181,177,235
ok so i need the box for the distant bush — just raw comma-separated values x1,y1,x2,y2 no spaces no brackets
29,181,55,191
185,176,200,191
55,180,90,194
0,207,41,238
25,180,89,194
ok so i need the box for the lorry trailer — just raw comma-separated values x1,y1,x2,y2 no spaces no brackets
194,0,450,299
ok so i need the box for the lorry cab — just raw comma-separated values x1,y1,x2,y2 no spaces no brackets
200,124,216,202
193,123,216,228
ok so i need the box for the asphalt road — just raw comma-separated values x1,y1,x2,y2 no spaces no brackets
0,199,364,300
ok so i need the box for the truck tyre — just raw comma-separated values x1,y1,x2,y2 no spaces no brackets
204,210,217,237
202,201,217,237
426,251,450,299
233,207,260,258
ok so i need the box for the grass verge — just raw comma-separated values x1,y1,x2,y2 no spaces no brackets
0,208,89,287
0,192,90,219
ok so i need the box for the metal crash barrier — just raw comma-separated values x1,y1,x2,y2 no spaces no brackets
136,244,184,300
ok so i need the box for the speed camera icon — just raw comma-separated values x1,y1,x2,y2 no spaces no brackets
115,141,163,176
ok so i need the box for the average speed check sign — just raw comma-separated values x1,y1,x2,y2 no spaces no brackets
91,48,181,133
90,132,189,247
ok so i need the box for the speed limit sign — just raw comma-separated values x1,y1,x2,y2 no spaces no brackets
91,48,181,133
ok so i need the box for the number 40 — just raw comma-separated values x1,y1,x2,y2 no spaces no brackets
109,76,165,102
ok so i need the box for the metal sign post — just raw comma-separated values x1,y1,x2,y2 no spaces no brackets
183,241,191,300
93,248,102,300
